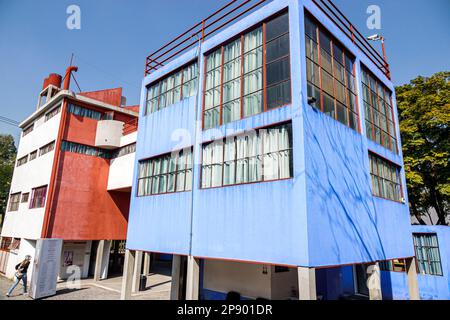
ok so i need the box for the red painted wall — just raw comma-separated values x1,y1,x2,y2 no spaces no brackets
45,98,136,240
47,152,129,240
64,113,99,146
78,88,123,107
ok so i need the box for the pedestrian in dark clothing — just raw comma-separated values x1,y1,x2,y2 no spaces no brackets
5,255,31,297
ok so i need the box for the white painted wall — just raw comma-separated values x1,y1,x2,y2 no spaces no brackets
59,241,92,280
203,260,272,299
119,131,137,147
107,153,135,190
95,120,124,149
107,132,137,191
4,239,37,281
1,109,61,240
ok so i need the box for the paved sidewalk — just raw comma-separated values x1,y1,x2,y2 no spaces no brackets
0,271,171,300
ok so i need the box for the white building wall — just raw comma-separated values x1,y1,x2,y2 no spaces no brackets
203,260,272,299
107,132,137,191
4,238,37,281
1,107,61,240
107,153,135,190
119,131,137,147
59,241,92,280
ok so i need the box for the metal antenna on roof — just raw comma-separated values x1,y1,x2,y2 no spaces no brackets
72,73,82,93
69,53,74,66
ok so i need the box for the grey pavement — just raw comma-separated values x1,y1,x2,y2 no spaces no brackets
0,271,171,300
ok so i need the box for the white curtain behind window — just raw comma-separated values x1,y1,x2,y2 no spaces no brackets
223,137,236,185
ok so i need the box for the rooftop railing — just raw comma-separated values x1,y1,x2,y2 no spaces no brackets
144,0,390,79
311,0,390,78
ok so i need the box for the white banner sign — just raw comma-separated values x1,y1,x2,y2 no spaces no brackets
30,238,63,300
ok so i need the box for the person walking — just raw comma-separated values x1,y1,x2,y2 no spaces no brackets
5,255,32,297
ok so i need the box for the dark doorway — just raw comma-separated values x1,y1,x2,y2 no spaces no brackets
355,264,369,296
109,240,126,276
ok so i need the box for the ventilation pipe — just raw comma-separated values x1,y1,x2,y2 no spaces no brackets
63,66,79,90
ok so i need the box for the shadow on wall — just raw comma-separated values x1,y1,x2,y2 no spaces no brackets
303,103,386,265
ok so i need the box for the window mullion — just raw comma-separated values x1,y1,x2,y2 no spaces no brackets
180,67,185,100
219,46,225,126
330,40,338,122
262,23,267,112
240,35,244,119
316,26,324,113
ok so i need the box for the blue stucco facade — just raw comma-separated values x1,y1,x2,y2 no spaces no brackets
126,0,415,271
381,226,450,300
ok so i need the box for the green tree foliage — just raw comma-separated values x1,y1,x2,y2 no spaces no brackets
0,134,17,227
396,71,449,225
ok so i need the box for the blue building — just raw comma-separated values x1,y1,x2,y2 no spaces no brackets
121,0,427,300
380,226,450,300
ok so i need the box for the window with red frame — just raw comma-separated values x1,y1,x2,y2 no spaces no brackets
304,13,359,131
361,66,397,153
203,11,291,130
8,193,21,212
0,237,12,250
29,185,47,209
369,153,402,202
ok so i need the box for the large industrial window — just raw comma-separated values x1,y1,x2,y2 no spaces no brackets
304,13,359,131
203,11,291,130
111,143,136,159
8,193,21,212
369,153,402,202
39,141,55,156
137,148,193,196
413,233,443,276
29,186,47,209
68,103,103,120
61,140,111,159
145,62,198,115
201,122,292,188
361,66,397,153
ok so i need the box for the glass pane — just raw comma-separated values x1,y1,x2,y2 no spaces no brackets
266,33,290,63
243,91,263,117
243,68,262,95
266,13,289,42
304,16,317,42
267,81,291,110
244,28,262,53
266,57,290,86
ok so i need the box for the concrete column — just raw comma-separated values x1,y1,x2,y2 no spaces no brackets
170,255,181,300
367,263,382,300
143,252,151,277
297,267,316,300
93,240,105,281
100,240,111,279
406,258,420,300
131,250,143,293
120,250,135,300
186,256,199,300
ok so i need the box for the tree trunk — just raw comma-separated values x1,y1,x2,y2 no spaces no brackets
411,202,427,225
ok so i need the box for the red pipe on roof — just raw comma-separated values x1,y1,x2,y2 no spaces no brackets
63,66,78,90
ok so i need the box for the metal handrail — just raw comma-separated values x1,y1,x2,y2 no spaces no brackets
144,0,390,79
312,0,390,78
144,0,270,75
